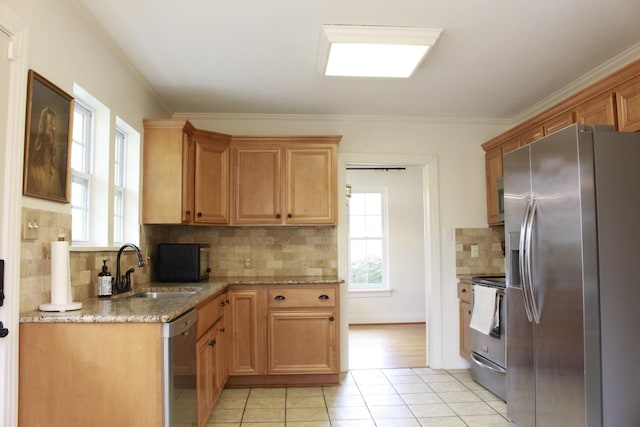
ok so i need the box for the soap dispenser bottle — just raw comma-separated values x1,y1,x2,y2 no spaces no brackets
97,259,112,297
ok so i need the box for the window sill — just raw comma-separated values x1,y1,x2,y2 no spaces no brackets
348,288,392,298
70,245,125,252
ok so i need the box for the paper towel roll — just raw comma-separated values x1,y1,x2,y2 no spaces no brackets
50,240,71,305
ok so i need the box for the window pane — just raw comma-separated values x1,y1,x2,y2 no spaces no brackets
365,193,382,215
349,215,366,237
350,193,366,215
365,216,382,237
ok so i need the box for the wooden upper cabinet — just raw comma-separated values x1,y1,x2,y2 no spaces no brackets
519,126,544,146
193,130,230,224
575,93,616,127
286,145,336,225
232,143,283,224
231,136,341,225
485,146,503,226
142,118,196,224
543,111,575,136
615,79,640,132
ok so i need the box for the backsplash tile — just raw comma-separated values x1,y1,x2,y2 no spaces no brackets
19,207,338,312
455,227,505,276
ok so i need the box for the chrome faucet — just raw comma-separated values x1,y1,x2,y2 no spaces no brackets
113,243,145,295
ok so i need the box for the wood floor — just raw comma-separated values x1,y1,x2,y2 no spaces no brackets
348,323,427,369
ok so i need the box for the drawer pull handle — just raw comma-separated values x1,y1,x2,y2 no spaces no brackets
209,339,216,347
329,316,335,322
274,295,286,301
461,289,467,293
319,294,330,301
275,213,281,219
220,301,225,307
220,328,225,333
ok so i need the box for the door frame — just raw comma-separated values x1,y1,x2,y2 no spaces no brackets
337,153,442,369
0,3,28,426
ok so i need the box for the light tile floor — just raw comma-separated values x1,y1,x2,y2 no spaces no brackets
207,368,509,426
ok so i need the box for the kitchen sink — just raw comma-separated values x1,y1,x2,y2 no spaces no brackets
133,289,200,299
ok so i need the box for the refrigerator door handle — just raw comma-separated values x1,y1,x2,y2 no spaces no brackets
525,198,541,324
519,198,534,322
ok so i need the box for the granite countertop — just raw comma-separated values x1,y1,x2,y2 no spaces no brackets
19,276,343,324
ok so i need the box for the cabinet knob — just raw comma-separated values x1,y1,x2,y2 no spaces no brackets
319,294,330,301
220,301,225,307
287,213,293,218
197,212,203,217
329,316,335,322
274,295,285,301
461,288,467,293
209,339,216,347
185,210,191,216
220,328,225,333
275,213,281,219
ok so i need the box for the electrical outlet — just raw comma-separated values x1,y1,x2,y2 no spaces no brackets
23,211,40,241
470,244,479,258
244,256,251,267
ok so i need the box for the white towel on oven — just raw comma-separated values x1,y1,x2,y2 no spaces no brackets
469,286,498,335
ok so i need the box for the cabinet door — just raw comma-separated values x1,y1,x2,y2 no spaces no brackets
285,146,336,224
519,127,544,146
196,329,214,427
194,131,230,224
459,301,471,360
575,93,616,127
232,145,282,224
142,119,195,224
485,146,503,225
615,79,640,132
268,310,337,374
543,111,575,136
229,290,264,375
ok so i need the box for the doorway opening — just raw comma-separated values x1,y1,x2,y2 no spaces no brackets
337,154,442,371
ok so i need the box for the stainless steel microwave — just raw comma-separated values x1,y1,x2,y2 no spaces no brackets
156,243,210,282
497,177,504,222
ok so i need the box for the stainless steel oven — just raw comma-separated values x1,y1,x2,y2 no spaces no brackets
470,276,506,401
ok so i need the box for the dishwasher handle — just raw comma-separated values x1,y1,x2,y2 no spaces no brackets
162,308,197,338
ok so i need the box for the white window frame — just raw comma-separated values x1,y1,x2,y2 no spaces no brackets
70,84,140,250
347,187,390,295
70,101,93,243
113,128,126,244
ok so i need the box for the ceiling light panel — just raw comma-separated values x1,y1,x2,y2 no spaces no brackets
317,25,443,78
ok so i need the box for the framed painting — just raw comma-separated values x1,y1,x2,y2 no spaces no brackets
22,69,74,203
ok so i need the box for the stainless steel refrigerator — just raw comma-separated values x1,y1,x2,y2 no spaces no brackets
504,123,640,427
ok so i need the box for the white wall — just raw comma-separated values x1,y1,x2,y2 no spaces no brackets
346,166,426,324
6,0,169,214
181,113,510,368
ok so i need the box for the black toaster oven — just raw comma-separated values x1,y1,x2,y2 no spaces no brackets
156,243,210,282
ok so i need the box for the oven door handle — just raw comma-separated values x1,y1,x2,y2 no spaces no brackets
471,353,507,374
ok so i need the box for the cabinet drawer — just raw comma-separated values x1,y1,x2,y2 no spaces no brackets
197,292,227,338
457,281,471,303
268,288,336,308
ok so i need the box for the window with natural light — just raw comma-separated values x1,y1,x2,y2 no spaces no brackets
70,84,140,248
70,101,93,243
113,128,126,244
348,189,388,290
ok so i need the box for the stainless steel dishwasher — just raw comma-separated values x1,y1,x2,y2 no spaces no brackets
163,308,198,427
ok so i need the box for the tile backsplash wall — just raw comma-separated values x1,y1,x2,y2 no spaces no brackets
20,208,153,312
455,227,505,275
19,207,337,312
151,225,338,278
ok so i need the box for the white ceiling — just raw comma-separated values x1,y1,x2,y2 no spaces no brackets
75,0,640,120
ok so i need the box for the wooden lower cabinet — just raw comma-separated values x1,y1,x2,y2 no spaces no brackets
458,279,472,360
196,321,224,427
19,323,164,427
227,284,340,386
268,310,337,374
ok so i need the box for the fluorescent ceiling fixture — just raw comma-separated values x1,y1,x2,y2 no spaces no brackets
317,25,443,78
